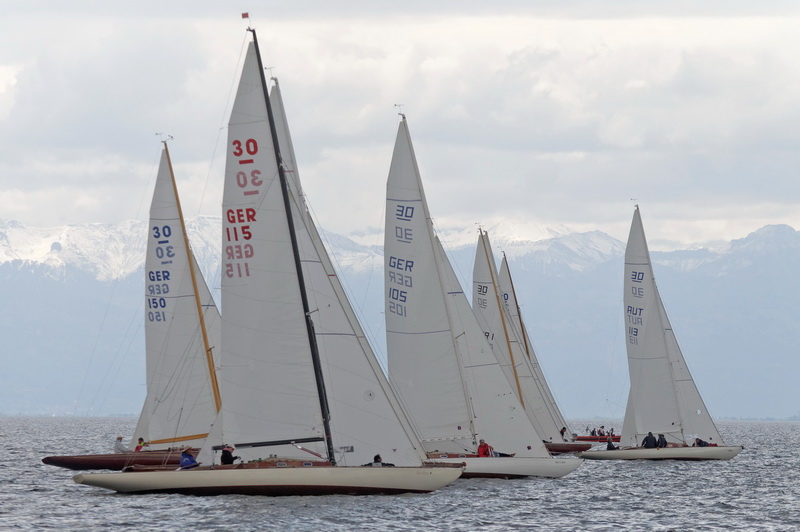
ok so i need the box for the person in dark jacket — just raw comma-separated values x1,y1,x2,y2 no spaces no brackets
363,454,395,467
220,445,240,465
693,437,710,447
606,435,618,450
657,434,668,448
642,432,658,448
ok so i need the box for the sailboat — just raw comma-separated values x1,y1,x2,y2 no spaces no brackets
43,143,222,471
580,206,742,460
384,115,582,478
73,29,463,495
471,229,590,454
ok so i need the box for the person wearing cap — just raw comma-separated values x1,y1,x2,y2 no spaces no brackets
113,436,130,454
180,449,199,469
220,445,240,465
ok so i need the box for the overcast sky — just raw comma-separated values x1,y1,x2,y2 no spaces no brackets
3,2,800,250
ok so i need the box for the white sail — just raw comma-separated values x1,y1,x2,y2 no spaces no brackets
133,147,221,450
72,32,464,494
620,206,724,447
218,42,325,460
471,230,569,442
215,42,430,466
498,254,570,435
384,117,552,459
268,79,428,467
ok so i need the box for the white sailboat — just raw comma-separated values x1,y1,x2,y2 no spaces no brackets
44,144,221,470
472,229,590,454
74,29,462,495
581,206,742,460
384,115,582,478
133,143,222,451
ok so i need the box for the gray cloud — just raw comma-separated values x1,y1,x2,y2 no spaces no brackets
2,6,800,247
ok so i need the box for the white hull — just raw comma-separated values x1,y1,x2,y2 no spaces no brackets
427,457,582,478
73,465,463,496
580,446,743,461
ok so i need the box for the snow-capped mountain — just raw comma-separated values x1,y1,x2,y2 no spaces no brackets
1,218,798,420
0,217,220,282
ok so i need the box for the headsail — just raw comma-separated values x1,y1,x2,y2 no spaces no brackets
269,78,429,466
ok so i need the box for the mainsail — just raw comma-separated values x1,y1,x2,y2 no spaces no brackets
384,116,552,459
472,229,571,443
210,39,429,467
133,144,221,450
620,206,724,447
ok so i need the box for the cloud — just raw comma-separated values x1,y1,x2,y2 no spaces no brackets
3,7,800,248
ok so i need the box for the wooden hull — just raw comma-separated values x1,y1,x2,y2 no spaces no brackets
73,464,463,496
545,441,592,454
576,435,620,442
426,456,582,479
42,449,193,471
579,446,743,461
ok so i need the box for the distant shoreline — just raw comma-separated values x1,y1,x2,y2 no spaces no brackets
3,414,798,422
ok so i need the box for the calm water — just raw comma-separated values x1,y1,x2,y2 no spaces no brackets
0,417,797,531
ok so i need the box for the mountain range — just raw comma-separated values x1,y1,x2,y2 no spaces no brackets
2,217,797,421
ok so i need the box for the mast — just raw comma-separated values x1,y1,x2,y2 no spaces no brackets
479,229,525,408
249,28,336,465
163,142,222,415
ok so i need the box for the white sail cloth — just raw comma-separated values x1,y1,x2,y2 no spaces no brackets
620,206,724,447
134,147,221,451
384,117,552,458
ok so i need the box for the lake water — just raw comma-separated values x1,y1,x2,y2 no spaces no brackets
1,417,797,531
